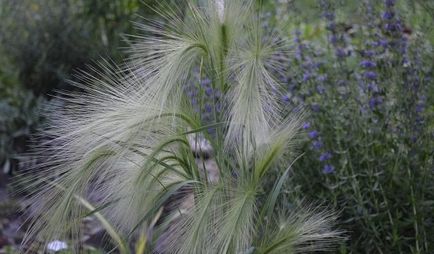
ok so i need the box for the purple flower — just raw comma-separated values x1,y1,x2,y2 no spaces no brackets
200,78,211,87
335,48,347,58
303,73,311,82
303,122,311,130
369,97,377,109
295,52,302,61
319,152,332,161
205,87,213,96
293,31,301,43
312,104,321,112
416,103,425,113
216,102,223,113
282,95,290,103
308,130,319,139
323,11,335,21
317,75,327,82
329,35,338,45
207,127,216,136
382,11,395,20
360,60,376,68
369,96,383,109
323,164,335,174
364,71,378,80
377,39,388,48
337,80,347,86
204,104,213,113
214,90,222,99
312,140,323,150
362,50,376,57
326,22,336,31
187,89,198,97
316,85,326,94
384,23,401,32
367,83,379,92
384,23,394,32
403,58,410,67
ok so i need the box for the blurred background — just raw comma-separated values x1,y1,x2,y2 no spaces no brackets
0,0,433,253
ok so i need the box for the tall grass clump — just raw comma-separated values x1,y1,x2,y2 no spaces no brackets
19,0,342,253
275,0,434,253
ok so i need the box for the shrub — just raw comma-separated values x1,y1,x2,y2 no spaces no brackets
277,1,434,253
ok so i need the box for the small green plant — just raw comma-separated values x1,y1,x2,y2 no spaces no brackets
21,0,342,253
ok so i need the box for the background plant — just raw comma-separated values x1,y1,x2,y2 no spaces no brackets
0,0,182,176
273,0,434,253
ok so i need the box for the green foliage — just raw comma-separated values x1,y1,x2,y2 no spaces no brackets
0,0,142,94
0,59,45,173
275,1,434,253
0,0,173,174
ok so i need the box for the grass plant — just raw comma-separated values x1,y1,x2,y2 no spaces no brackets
20,1,342,253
